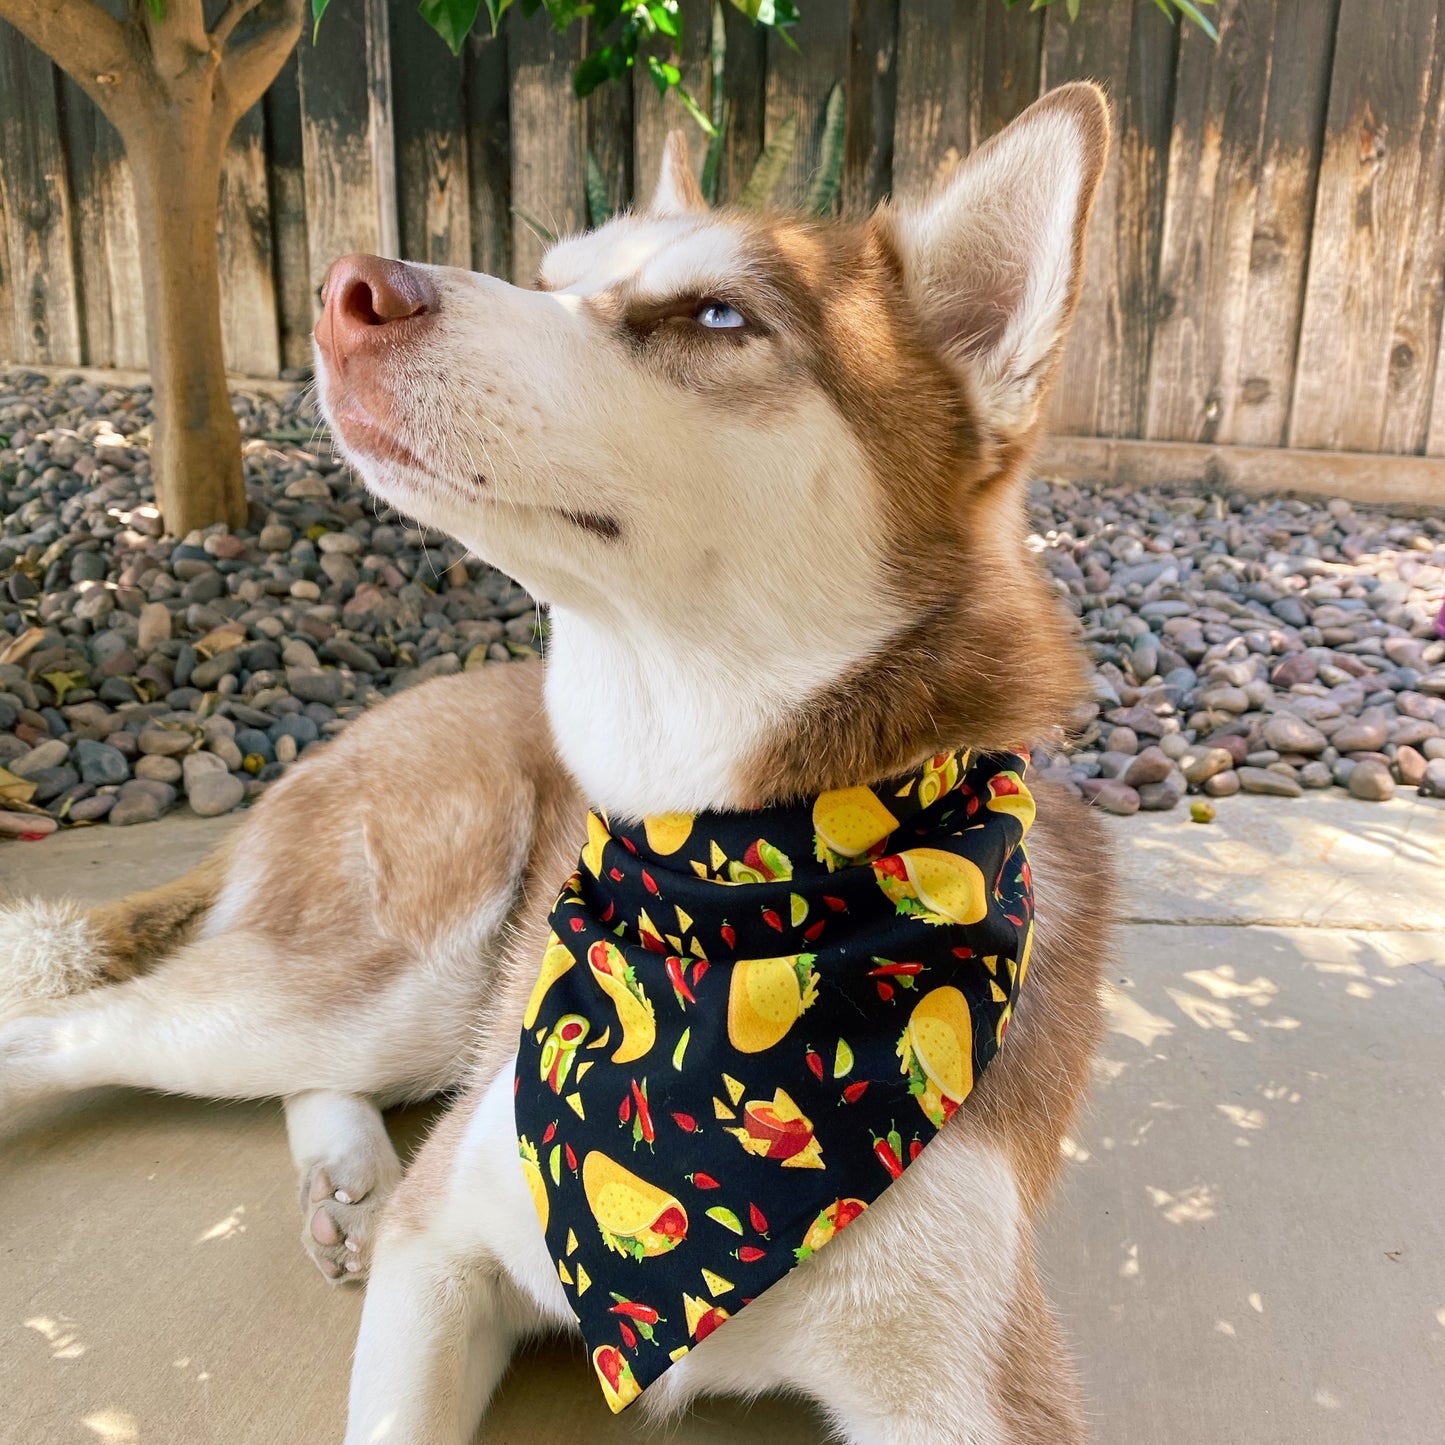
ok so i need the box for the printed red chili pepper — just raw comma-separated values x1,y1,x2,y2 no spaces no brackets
671,1112,698,1133
619,1094,631,1125
868,962,924,977
632,1079,655,1144
691,959,710,987
909,1137,924,1163
542,1121,556,1145
804,920,827,941
719,924,736,949
872,1135,904,1179
749,1203,769,1235
665,956,696,1004
642,870,659,894
805,1049,824,1082
618,1320,637,1349
823,895,847,912
842,1081,869,1104
568,916,586,933
565,1142,578,1172
762,909,783,932
735,1246,767,1263
609,1300,660,1325
875,979,895,1002
688,1172,720,1190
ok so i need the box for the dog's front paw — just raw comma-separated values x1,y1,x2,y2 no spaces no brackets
300,1154,400,1284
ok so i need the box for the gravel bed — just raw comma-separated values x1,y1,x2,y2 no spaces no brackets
1,367,1443,837
0,370,540,835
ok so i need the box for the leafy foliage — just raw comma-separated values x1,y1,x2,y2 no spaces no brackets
1003,0,1218,43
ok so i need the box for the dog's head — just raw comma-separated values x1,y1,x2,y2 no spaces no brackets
315,85,1109,810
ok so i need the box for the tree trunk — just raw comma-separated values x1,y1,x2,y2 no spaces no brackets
0,0,304,536
130,114,247,536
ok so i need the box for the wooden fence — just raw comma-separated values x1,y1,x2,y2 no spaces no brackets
2,0,1444,493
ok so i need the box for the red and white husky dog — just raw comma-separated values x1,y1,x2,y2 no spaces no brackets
2,86,1112,1442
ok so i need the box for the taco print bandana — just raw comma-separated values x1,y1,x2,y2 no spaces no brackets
513,748,1035,1412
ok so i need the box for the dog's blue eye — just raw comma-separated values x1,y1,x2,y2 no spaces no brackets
696,301,746,330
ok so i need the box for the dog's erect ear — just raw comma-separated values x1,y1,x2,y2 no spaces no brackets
883,83,1110,443
648,130,708,217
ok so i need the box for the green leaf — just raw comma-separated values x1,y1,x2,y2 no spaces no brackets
700,96,729,204
804,82,846,216
647,53,681,97
737,111,796,210
648,2,681,39
1067,0,1079,18
585,148,614,227
419,0,482,55
513,207,557,245
483,0,514,30
146,0,164,19
1171,0,1220,40
673,82,718,137
311,0,329,44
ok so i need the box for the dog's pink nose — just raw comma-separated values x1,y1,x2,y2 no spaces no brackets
315,254,437,367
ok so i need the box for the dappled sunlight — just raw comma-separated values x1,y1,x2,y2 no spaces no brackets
1182,966,1278,1006
1101,980,1174,1047
25,1314,86,1360
1166,986,1252,1040
1145,1182,1218,1224
1216,1104,1266,1131
81,1410,139,1442
194,1204,247,1244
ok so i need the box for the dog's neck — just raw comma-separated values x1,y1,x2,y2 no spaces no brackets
543,603,895,820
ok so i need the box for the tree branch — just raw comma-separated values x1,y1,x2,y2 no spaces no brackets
217,0,303,123
210,0,265,54
0,0,132,117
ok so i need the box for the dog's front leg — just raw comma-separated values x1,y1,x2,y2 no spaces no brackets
346,1059,570,1445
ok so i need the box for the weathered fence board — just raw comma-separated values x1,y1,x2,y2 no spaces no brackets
0,24,82,366
391,1,472,269
508,10,585,280
1226,0,1340,449
465,28,513,280
296,0,397,296
218,103,282,379
2,1,1443,483
1289,0,1445,454
764,5,852,206
841,0,899,217
1146,0,1277,445
264,52,314,373
893,0,1043,201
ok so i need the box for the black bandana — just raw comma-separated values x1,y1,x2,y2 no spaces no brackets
513,748,1035,1412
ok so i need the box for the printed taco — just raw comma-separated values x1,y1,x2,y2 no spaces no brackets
518,1136,548,1232
812,786,899,869
523,932,577,1029
873,847,986,926
588,939,656,1063
794,1197,866,1263
592,1344,642,1412
985,770,1035,832
727,955,819,1053
583,1151,689,1261
897,985,975,1126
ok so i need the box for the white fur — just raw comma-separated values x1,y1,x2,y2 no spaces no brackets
0,897,106,1021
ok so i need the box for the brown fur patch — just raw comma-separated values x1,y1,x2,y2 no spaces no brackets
89,845,232,982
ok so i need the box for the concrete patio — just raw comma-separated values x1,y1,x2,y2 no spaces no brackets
2,794,1442,1444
